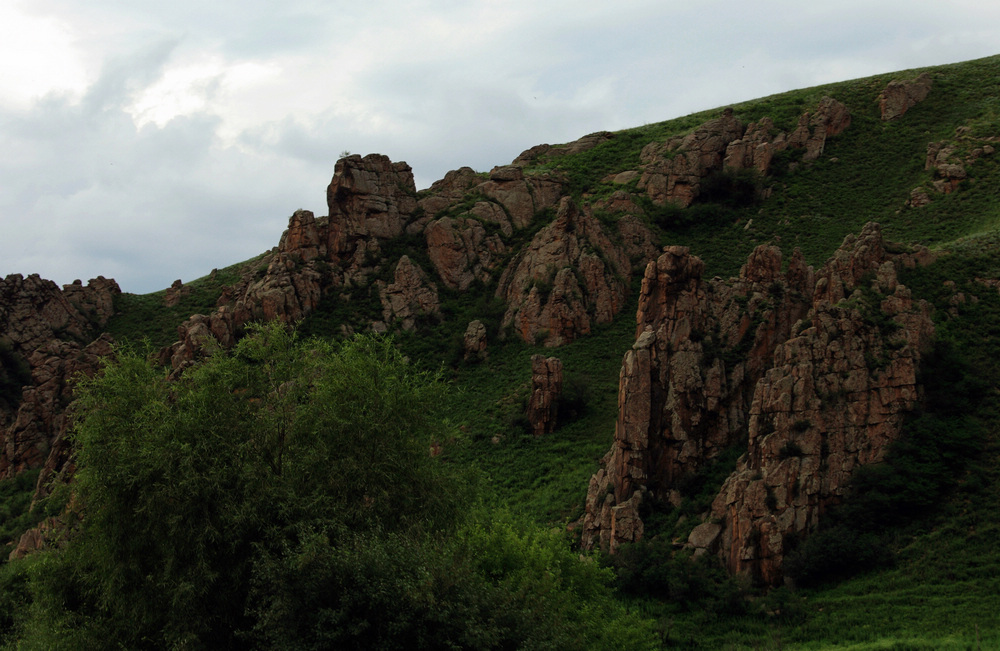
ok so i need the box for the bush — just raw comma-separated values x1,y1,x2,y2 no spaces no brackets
9,324,660,649
697,168,764,208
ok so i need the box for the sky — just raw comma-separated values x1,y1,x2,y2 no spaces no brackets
1,1,998,294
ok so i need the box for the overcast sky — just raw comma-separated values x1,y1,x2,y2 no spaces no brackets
1,0,998,293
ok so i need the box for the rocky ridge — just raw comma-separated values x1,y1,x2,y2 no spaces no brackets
582,223,935,584
2,96,855,556
637,98,850,208
0,275,120,496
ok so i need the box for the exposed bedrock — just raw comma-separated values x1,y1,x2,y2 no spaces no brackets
583,223,934,585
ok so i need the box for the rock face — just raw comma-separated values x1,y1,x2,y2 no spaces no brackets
879,72,932,121
161,152,574,364
377,256,440,331
583,223,934,585
496,197,633,347
527,355,563,436
0,275,120,493
425,215,506,291
637,99,850,207
638,109,745,207
163,154,428,367
327,154,418,255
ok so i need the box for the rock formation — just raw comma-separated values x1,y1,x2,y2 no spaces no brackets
637,99,849,207
583,223,935,585
638,109,745,207
527,355,563,436
0,275,120,498
920,127,998,198
879,72,932,121
425,215,506,291
463,320,488,362
327,154,418,255
496,197,632,347
377,256,440,331
163,153,427,366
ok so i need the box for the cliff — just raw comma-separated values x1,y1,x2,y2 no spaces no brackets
582,223,936,583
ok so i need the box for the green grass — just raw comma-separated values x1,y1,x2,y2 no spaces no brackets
103,256,260,348
440,293,638,524
0,469,42,551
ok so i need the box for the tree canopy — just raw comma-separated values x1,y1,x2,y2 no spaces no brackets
2,324,657,650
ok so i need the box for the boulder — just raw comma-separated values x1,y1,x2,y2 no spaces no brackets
377,256,440,331
463,320,488,362
879,72,932,121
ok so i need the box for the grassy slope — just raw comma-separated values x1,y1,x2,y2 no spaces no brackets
438,54,1000,648
9,53,997,648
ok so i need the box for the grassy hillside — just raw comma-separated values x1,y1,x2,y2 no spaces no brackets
5,54,1000,648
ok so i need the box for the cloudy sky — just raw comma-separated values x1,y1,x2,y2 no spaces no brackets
1,0,997,293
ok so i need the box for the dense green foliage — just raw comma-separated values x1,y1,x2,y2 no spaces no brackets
1,324,657,649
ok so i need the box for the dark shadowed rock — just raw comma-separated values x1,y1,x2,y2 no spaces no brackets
527,355,563,436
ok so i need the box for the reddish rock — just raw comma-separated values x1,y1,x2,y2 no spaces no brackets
879,72,932,121
425,216,506,291
327,154,418,255
163,279,192,307
638,99,848,207
582,223,933,584
164,152,424,366
496,197,631,347
378,256,440,331
0,275,119,492
526,355,563,436
789,97,852,162
638,108,744,207
922,129,1000,197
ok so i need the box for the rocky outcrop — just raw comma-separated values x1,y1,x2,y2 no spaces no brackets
496,197,632,347
711,266,932,584
0,275,120,499
377,256,440,331
785,96,852,162
511,131,615,166
637,99,849,207
526,355,563,436
0,275,118,354
463,320,488,362
7,336,115,496
163,279,191,307
582,242,814,552
327,154,418,255
639,109,745,207
879,72,932,121
164,154,426,366
476,165,564,229
583,223,934,585
920,127,998,198
425,216,507,290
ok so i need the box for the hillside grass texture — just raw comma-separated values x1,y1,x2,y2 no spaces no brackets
3,54,1000,648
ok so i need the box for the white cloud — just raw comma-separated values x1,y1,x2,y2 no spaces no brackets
1,0,999,292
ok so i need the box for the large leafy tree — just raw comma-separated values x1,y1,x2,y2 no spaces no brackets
30,325,463,648
7,324,658,650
